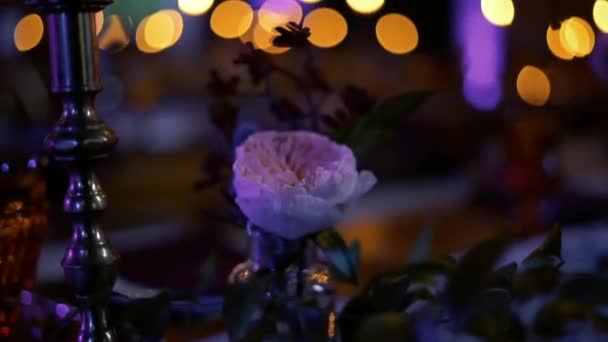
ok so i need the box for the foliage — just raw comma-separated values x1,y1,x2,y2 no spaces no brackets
334,225,608,341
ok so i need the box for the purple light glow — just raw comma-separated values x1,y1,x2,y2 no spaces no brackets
453,0,506,111
590,33,608,83
55,304,70,319
20,291,33,306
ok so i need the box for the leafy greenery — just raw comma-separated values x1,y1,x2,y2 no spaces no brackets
336,225,608,341
335,91,432,157
312,229,360,285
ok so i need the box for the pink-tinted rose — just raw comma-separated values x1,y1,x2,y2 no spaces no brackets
233,131,376,239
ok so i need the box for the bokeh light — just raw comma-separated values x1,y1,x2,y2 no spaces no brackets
144,12,175,50
516,65,551,107
594,0,608,33
560,17,595,57
303,8,348,48
346,0,384,15
480,0,515,27
136,10,183,53
136,16,159,53
455,0,505,111
375,14,418,55
178,0,214,16
162,10,184,47
258,0,303,34
300,0,322,3
95,11,104,35
546,25,574,60
14,14,44,52
210,0,254,39
99,15,130,52
253,22,290,54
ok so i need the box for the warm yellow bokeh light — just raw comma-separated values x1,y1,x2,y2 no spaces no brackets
252,23,290,54
136,10,183,53
258,0,303,33
594,0,608,33
516,65,551,107
178,0,214,16
560,17,595,57
95,11,104,35
376,13,418,55
161,10,184,47
99,15,130,52
144,11,178,50
546,25,574,60
14,14,44,52
136,17,159,53
481,0,515,27
210,0,254,39
346,0,384,14
303,8,348,48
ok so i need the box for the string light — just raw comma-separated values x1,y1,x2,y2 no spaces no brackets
546,25,574,60
560,17,595,57
258,0,303,34
178,0,214,16
303,8,348,48
14,14,44,52
376,14,418,54
594,0,608,33
210,0,254,39
346,0,384,15
480,0,515,27
517,65,551,107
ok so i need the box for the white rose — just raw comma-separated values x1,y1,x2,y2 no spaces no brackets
233,130,376,240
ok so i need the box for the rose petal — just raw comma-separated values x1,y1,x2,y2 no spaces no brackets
232,130,376,238
349,170,377,201
236,192,342,239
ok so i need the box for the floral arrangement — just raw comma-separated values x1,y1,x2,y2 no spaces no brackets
232,130,376,240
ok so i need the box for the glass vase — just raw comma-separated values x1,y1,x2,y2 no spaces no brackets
229,223,337,341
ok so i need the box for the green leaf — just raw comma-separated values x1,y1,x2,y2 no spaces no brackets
512,268,561,300
313,229,359,285
336,91,432,155
407,223,434,263
445,233,510,309
223,273,273,339
366,273,411,312
484,263,518,290
523,225,563,271
407,255,457,284
355,313,414,342
402,288,437,310
123,291,172,339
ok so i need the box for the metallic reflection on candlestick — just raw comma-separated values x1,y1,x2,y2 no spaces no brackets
25,0,119,340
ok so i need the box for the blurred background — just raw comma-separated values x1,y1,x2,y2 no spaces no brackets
2,0,608,312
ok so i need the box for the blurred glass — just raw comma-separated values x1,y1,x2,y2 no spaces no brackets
0,157,48,339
